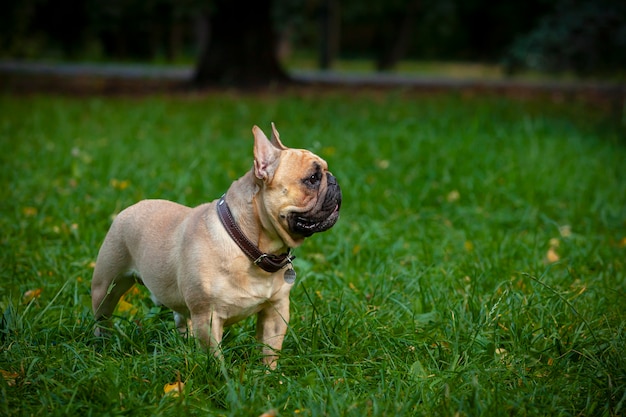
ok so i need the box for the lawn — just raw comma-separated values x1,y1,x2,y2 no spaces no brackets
1,90,625,416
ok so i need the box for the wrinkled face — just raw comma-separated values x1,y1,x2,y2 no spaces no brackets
266,149,342,239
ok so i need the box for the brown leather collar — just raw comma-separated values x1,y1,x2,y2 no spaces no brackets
216,196,294,273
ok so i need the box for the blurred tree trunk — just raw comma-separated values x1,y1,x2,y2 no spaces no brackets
318,0,340,70
192,0,289,87
375,0,420,71
168,23,183,62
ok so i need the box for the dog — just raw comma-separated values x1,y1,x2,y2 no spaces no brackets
91,123,341,368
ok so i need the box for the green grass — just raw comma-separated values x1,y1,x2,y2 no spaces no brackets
1,91,625,416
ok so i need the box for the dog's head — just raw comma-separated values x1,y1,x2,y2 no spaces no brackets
252,124,342,247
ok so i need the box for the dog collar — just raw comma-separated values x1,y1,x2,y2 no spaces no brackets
216,196,295,273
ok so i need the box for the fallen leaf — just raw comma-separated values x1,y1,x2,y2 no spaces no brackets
559,225,572,238
116,299,137,315
495,348,507,355
546,247,560,263
322,146,336,156
23,288,42,303
446,190,460,202
0,370,19,386
377,159,389,169
163,381,185,397
110,178,130,190
258,410,278,417
22,207,38,217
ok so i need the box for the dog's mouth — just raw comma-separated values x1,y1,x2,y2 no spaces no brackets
292,203,340,237
289,184,342,237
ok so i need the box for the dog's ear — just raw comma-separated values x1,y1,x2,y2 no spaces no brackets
270,122,287,150
253,125,282,181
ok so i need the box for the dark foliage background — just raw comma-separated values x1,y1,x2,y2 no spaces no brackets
1,0,624,78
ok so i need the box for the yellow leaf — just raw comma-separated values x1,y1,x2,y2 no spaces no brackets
559,225,572,238
116,299,137,315
110,178,130,190
446,190,460,202
23,288,42,303
322,146,336,156
163,381,185,397
22,207,38,217
1,370,19,386
377,159,390,169
546,247,560,263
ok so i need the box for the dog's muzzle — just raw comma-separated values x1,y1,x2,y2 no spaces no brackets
289,173,342,237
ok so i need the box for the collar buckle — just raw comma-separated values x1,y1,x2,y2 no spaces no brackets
254,254,268,265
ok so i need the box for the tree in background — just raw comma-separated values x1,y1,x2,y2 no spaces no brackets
503,0,626,75
192,0,289,87
337,0,551,71
0,0,200,62
0,0,291,87
1,0,623,83
90,0,199,62
0,0,90,59
318,0,341,70
364,0,422,71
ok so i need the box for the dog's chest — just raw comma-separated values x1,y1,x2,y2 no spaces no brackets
222,275,289,324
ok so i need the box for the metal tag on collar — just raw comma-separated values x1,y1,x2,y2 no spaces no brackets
284,267,296,284
283,250,296,284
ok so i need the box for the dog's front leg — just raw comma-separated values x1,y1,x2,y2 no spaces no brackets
256,299,290,370
192,312,224,359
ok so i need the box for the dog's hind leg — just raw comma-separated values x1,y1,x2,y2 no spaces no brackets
91,236,135,336
174,311,193,336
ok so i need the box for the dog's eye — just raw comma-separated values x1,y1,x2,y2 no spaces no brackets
303,172,322,187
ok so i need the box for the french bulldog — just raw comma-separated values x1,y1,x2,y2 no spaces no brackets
91,124,341,368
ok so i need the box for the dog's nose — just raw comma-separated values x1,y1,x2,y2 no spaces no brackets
326,173,341,209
